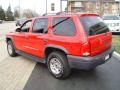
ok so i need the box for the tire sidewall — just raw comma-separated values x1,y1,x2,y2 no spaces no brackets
7,41,16,56
48,54,64,78
47,51,70,79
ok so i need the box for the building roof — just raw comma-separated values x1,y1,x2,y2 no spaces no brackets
68,0,120,2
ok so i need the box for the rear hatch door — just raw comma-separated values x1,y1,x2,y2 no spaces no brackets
80,16,112,56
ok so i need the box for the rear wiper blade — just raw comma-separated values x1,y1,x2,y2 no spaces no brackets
89,22,108,35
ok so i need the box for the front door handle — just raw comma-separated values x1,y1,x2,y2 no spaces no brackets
44,39,48,42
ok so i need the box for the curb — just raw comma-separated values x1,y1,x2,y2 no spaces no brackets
113,52,120,61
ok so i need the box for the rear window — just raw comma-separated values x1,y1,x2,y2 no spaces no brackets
80,16,109,36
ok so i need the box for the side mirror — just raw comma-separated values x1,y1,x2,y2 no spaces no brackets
18,23,22,26
15,28,21,32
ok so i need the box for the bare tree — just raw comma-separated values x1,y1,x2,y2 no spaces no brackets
14,9,19,18
99,0,104,15
22,9,39,18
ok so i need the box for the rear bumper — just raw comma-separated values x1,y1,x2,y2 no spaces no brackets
67,48,114,70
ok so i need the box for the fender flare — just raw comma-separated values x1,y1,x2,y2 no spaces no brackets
6,36,16,48
45,44,69,54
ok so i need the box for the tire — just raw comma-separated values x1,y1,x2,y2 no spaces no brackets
47,51,71,79
7,41,17,57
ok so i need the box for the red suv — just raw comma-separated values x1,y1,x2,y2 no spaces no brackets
6,13,113,79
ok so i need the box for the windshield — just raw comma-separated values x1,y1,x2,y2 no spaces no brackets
80,16,109,36
102,15,120,20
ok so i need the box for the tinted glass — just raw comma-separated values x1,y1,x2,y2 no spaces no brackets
33,18,48,33
80,16,109,36
52,17,76,36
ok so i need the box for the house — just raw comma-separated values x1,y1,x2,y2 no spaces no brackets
67,0,120,15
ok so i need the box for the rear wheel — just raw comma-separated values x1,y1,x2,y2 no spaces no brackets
47,51,71,79
7,41,17,57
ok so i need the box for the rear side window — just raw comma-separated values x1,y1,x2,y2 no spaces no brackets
52,17,76,36
80,16,109,36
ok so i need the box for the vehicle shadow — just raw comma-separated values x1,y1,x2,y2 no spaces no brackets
24,62,101,90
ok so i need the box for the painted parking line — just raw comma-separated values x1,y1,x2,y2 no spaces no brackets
113,52,120,61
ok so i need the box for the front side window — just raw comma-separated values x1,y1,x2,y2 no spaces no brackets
52,17,76,36
33,18,48,33
21,20,32,32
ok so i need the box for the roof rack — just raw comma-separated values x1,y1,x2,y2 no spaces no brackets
56,11,67,15
42,11,70,16
42,11,80,16
42,13,57,16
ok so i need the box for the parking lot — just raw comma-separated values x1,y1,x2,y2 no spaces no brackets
0,22,120,90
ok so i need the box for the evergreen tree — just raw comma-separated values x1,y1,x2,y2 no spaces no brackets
0,6,5,20
14,9,19,18
6,5,14,21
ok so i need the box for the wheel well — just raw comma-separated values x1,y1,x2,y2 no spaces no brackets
45,47,67,60
6,38,12,43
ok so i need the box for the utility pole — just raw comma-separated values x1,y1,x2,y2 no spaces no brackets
67,0,68,12
46,0,47,14
61,0,68,12
115,0,120,14
99,0,104,15
60,0,62,12
19,0,20,17
117,1,119,14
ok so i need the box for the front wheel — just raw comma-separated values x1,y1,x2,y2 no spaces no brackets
7,41,17,57
47,51,71,79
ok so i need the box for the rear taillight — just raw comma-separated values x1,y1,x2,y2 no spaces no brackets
81,42,90,57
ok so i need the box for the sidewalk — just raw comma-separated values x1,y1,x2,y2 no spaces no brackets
0,41,8,62
0,41,36,90
0,57,36,90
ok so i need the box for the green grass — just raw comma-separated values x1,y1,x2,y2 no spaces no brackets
112,35,120,54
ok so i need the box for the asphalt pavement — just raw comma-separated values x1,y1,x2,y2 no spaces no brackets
24,57,120,90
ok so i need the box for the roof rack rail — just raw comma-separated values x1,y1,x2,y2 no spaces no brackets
56,11,67,15
42,13,56,16
42,12,67,16
42,11,77,16
56,11,79,15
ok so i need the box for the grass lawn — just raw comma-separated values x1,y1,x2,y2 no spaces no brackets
112,35,120,54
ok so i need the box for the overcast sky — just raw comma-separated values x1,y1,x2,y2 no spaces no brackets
0,0,67,14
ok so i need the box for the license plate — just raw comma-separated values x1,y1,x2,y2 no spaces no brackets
105,55,110,60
